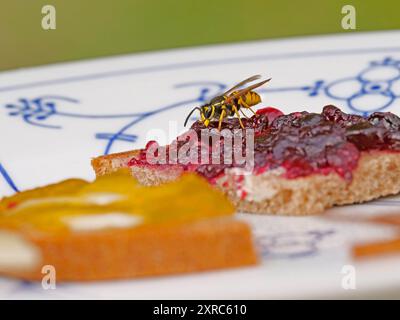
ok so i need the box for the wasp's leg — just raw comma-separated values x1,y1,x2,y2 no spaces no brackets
248,107,257,115
200,112,210,127
218,109,226,131
239,108,250,119
240,99,257,115
232,106,245,129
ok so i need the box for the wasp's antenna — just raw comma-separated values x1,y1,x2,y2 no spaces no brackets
184,107,201,127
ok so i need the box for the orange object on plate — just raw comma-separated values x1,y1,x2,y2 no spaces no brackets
353,237,400,259
0,170,257,281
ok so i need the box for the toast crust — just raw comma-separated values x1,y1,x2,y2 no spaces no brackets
2,218,257,281
92,151,400,215
91,150,140,176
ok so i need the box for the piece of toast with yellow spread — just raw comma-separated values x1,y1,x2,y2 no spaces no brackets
0,171,258,281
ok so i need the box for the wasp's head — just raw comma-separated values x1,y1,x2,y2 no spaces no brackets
200,104,215,127
184,104,213,128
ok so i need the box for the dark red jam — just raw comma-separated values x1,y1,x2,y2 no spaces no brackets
128,105,400,182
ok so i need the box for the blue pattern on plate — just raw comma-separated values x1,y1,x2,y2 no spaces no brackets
256,230,335,259
0,163,19,192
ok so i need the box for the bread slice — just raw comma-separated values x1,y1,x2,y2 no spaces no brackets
1,217,257,281
0,172,257,281
92,150,400,215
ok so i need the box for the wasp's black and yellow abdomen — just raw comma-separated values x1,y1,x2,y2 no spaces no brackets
238,91,261,108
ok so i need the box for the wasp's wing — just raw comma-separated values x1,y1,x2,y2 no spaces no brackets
224,78,271,104
222,75,261,96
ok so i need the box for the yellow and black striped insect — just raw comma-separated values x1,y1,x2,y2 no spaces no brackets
184,75,271,130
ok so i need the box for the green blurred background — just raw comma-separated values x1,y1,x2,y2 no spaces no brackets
1,0,399,71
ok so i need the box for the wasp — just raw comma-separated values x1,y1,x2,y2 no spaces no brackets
184,75,271,130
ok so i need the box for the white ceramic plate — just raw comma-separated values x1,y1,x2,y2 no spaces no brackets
1,31,400,299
